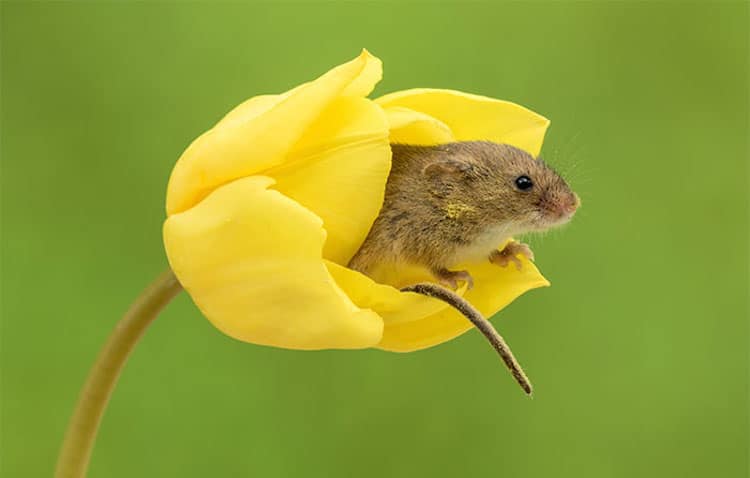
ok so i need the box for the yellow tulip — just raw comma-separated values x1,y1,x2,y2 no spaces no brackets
163,50,551,352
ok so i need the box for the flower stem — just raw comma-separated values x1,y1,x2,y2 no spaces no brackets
401,283,533,395
55,268,183,478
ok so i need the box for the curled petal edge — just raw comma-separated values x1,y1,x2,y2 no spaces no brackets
164,175,384,350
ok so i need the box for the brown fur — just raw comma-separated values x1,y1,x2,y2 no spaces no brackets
348,141,579,280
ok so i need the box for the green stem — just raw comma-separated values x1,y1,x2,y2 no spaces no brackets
55,268,183,478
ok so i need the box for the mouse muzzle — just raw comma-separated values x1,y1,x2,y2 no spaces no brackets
541,191,580,224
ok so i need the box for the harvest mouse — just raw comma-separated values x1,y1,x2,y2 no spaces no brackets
348,141,579,289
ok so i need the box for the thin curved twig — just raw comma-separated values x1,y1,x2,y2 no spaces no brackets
401,283,532,395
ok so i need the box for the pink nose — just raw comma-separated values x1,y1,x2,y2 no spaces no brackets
567,193,581,214
556,193,580,217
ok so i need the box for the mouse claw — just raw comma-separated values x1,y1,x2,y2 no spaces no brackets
490,241,534,271
433,268,474,290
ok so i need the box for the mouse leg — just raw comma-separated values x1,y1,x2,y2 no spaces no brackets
490,241,534,271
432,267,474,290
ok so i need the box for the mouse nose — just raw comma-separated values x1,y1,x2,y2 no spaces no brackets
568,193,581,214
556,192,579,218
542,191,580,220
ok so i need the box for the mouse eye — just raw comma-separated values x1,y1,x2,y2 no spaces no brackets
515,175,534,191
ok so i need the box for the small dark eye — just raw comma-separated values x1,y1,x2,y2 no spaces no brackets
515,175,534,191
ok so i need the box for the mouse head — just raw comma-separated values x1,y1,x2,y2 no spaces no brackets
424,141,579,234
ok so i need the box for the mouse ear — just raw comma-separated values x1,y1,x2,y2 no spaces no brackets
422,158,474,178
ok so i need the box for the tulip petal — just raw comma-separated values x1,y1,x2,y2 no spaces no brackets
325,248,547,352
382,106,455,145
213,95,285,129
270,96,391,266
376,255,550,352
325,261,450,325
163,175,384,350
376,89,549,156
166,50,382,215
341,49,382,97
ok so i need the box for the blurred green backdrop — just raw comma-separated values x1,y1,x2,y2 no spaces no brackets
2,2,747,477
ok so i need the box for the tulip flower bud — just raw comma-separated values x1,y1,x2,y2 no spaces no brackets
164,50,550,351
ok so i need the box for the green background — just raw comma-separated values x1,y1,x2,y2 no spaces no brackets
2,2,747,477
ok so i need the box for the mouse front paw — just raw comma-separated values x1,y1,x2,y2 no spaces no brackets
432,268,474,290
490,241,534,271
